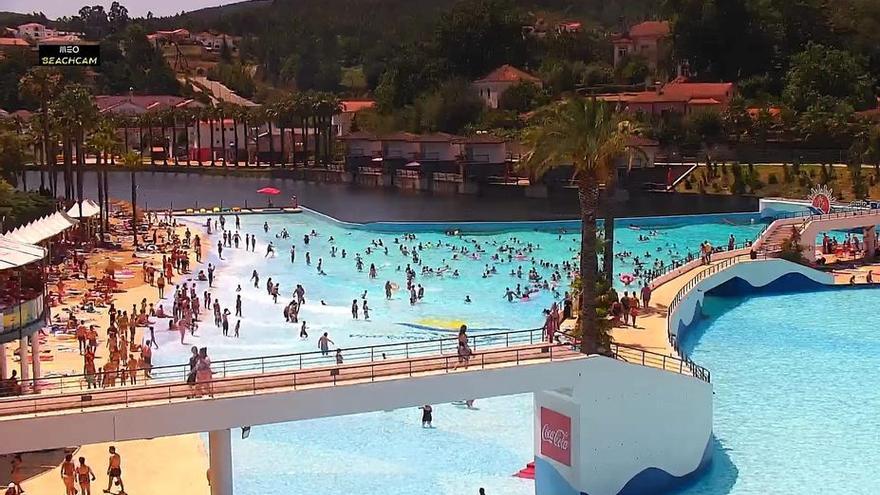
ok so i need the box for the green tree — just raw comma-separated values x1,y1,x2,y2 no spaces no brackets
19,67,62,196
521,98,631,355
0,127,25,187
614,55,650,85
417,79,485,133
434,0,526,79
52,84,98,219
498,82,545,114
121,151,141,248
783,42,875,112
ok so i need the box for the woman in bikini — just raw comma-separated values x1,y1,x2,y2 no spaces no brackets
76,457,95,495
61,454,76,495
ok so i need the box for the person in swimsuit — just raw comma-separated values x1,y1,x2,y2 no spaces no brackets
318,332,334,356
61,454,76,495
104,446,124,494
10,454,23,494
76,457,95,495
419,405,433,428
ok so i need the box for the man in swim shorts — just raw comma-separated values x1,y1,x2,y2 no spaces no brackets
104,446,124,494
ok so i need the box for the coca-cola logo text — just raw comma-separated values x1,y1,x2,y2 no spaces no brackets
540,407,572,466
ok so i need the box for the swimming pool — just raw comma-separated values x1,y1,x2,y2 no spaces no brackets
155,212,765,495
677,288,880,495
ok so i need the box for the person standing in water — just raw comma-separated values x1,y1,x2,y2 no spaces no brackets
419,405,433,428
351,299,359,319
385,281,393,299
318,332,334,355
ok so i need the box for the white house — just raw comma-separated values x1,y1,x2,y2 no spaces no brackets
15,23,52,41
472,65,542,109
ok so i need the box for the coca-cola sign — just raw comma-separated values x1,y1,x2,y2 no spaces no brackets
540,407,571,466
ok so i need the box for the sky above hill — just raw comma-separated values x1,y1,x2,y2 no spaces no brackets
5,0,240,18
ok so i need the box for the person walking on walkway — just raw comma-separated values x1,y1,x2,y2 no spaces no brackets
104,446,124,495
76,457,96,495
61,454,76,495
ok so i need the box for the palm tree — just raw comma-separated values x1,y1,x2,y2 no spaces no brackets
121,151,141,248
207,105,217,166
53,85,98,212
88,117,120,238
19,68,62,197
521,98,631,355
218,104,228,166
193,107,204,166
265,105,277,167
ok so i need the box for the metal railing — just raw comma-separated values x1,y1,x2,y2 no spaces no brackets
4,328,546,398
0,340,579,418
555,329,711,383
611,342,710,383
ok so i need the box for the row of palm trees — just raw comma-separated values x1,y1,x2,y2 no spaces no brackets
94,92,343,169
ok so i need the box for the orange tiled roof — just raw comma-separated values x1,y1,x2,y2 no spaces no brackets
662,82,733,100
0,38,29,46
340,100,375,113
475,65,540,84
628,21,670,38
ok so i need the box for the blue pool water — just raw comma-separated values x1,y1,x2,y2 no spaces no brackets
154,212,766,495
678,289,880,495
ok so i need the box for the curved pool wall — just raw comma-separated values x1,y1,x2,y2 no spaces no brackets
303,207,762,233
668,259,834,348
534,358,713,495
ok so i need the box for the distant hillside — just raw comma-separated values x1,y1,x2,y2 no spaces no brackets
175,0,661,30
0,11,50,28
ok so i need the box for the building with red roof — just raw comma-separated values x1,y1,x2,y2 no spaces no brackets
612,20,671,72
0,37,30,54
625,80,735,116
472,65,542,109
332,100,376,136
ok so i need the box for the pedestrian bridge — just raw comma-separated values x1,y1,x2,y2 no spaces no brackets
0,327,704,452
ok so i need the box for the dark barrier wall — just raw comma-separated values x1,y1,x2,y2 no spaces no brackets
22,170,758,223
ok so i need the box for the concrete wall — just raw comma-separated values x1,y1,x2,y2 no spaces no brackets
535,357,713,495
668,259,834,343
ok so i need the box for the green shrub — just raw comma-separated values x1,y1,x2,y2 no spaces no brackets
768,173,779,184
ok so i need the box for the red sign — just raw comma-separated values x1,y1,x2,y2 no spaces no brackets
540,407,572,466
811,194,831,214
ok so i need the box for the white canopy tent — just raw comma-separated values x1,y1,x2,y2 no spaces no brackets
1,211,78,245
0,238,46,270
66,200,101,219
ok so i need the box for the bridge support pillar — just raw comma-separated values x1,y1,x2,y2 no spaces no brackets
0,343,6,380
208,429,233,495
864,226,876,259
533,357,713,495
31,335,41,387
18,336,29,388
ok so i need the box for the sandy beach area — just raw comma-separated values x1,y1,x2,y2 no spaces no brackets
1,206,211,495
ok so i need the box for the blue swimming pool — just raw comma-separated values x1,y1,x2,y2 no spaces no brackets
677,288,880,495
155,212,768,495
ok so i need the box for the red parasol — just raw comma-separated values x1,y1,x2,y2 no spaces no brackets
257,187,281,195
